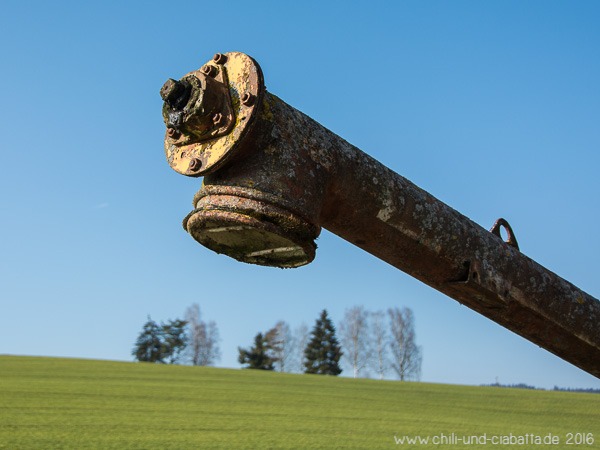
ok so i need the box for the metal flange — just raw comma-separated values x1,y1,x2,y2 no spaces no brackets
162,52,265,177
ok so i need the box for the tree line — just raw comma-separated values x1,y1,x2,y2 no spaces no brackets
238,310,343,375
132,303,220,366
132,304,421,381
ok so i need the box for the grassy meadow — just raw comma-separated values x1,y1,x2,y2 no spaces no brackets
1,355,599,449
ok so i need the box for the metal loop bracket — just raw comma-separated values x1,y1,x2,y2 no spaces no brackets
490,218,519,250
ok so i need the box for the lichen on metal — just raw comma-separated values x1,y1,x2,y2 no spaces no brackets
161,51,600,378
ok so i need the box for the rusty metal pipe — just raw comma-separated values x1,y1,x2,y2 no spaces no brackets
162,52,600,378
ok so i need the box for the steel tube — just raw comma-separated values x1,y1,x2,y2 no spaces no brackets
164,52,600,378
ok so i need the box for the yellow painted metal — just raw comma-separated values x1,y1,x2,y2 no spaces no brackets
163,52,264,176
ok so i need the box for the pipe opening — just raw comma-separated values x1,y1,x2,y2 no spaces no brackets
183,189,319,268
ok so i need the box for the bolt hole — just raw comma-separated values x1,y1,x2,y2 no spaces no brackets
472,271,479,280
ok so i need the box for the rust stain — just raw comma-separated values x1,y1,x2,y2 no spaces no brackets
160,51,600,379
161,52,265,177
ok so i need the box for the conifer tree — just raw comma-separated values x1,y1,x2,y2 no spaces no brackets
238,332,275,370
132,316,165,363
132,316,188,364
304,310,343,375
162,319,188,364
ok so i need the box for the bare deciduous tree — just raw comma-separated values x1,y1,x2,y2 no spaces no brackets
369,310,389,380
339,305,370,378
388,307,422,381
292,322,310,373
265,320,295,372
184,303,221,366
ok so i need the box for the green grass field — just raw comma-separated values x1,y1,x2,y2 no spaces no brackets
1,356,598,449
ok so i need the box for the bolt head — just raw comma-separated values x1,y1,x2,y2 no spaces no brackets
213,53,227,64
166,127,180,138
189,158,202,171
241,92,255,106
201,65,217,77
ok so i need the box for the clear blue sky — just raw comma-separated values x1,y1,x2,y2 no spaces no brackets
1,1,599,389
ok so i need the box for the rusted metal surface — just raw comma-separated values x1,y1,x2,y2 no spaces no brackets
161,52,600,378
490,218,519,250
162,52,264,176
184,185,319,268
